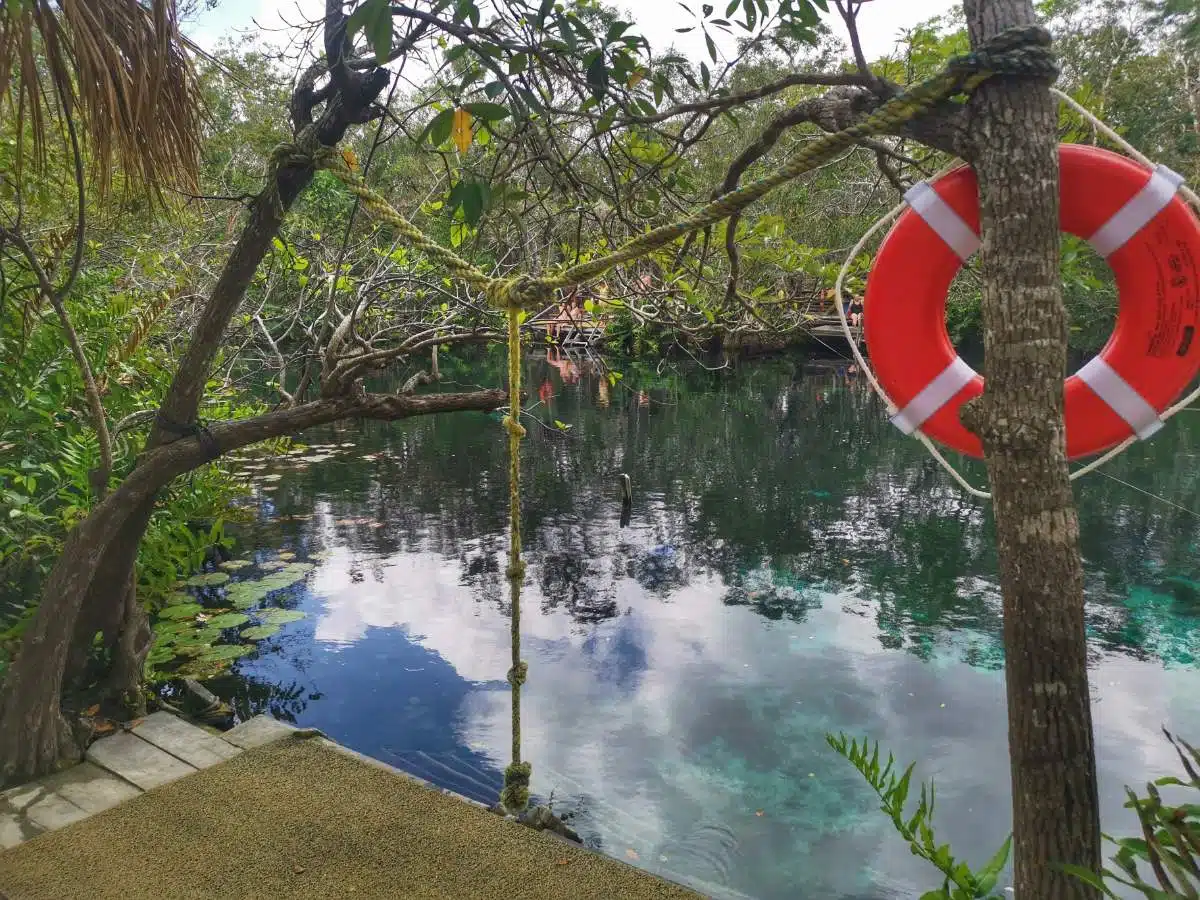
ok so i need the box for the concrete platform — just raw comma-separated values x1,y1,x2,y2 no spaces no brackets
0,711,295,850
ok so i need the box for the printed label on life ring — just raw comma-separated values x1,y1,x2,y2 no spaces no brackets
1145,223,1199,358
863,144,1200,461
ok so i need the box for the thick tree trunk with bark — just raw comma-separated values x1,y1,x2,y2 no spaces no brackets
961,1,1101,896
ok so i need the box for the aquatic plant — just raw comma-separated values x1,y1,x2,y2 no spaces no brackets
144,562,311,681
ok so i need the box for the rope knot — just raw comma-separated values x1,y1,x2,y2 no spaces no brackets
507,660,528,687
487,276,551,310
501,761,532,811
947,25,1058,84
268,140,325,170
501,414,527,439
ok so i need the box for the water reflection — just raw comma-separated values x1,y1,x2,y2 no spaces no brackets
217,351,1200,900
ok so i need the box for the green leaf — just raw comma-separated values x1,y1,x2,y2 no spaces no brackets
186,571,230,587
346,0,394,64
586,54,609,99
1057,863,1109,893
158,603,202,620
975,835,1012,893
462,102,510,122
255,608,307,626
420,108,457,146
240,624,281,641
204,612,250,630
196,643,254,663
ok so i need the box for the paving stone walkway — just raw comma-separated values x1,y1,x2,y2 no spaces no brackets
0,712,297,850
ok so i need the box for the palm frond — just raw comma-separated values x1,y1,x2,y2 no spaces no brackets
0,0,203,200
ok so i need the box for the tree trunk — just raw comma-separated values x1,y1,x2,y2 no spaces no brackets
961,1,1101,897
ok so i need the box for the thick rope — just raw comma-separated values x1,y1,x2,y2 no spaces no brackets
834,87,1200,501
500,305,530,812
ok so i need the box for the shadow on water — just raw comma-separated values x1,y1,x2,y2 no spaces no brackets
193,348,1200,900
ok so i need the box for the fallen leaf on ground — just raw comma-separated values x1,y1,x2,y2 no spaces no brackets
625,848,640,860
556,859,569,866
755,809,764,817
93,721,115,734
83,704,99,716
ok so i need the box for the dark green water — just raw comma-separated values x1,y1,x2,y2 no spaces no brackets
204,350,1200,899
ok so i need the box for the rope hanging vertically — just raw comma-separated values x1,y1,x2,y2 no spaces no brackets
277,28,1061,794
500,305,530,813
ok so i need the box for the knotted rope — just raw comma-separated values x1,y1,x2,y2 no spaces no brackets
276,25,1055,811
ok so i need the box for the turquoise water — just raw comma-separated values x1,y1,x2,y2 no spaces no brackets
192,352,1200,899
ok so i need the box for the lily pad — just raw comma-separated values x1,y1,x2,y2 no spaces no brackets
172,643,211,659
196,643,254,662
203,613,250,630
175,659,232,680
158,603,202,620
186,571,231,587
154,619,199,638
179,626,226,645
277,551,296,561
218,559,254,571
260,474,283,482
163,591,192,605
146,645,177,666
255,608,306,626
223,563,315,609
240,624,281,641
260,560,287,572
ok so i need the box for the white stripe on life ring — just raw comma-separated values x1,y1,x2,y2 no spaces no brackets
904,181,981,261
1076,356,1164,440
890,356,979,435
1088,165,1185,258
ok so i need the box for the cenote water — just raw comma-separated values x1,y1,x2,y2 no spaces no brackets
178,351,1200,899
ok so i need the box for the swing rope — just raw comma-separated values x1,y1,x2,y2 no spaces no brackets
499,305,531,812
832,87,1200,501
287,26,1057,811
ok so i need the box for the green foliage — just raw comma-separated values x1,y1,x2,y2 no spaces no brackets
1062,730,1200,897
827,733,1012,899
834,729,1200,899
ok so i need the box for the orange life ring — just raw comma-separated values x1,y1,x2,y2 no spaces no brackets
864,144,1200,460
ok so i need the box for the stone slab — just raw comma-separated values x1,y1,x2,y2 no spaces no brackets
222,715,298,750
0,811,43,850
1,783,43,812
132,711,242,769
41,761,141,814
85,731,196,791
24,791,88,831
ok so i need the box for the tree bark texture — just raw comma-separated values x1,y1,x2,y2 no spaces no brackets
961,1,1101,897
